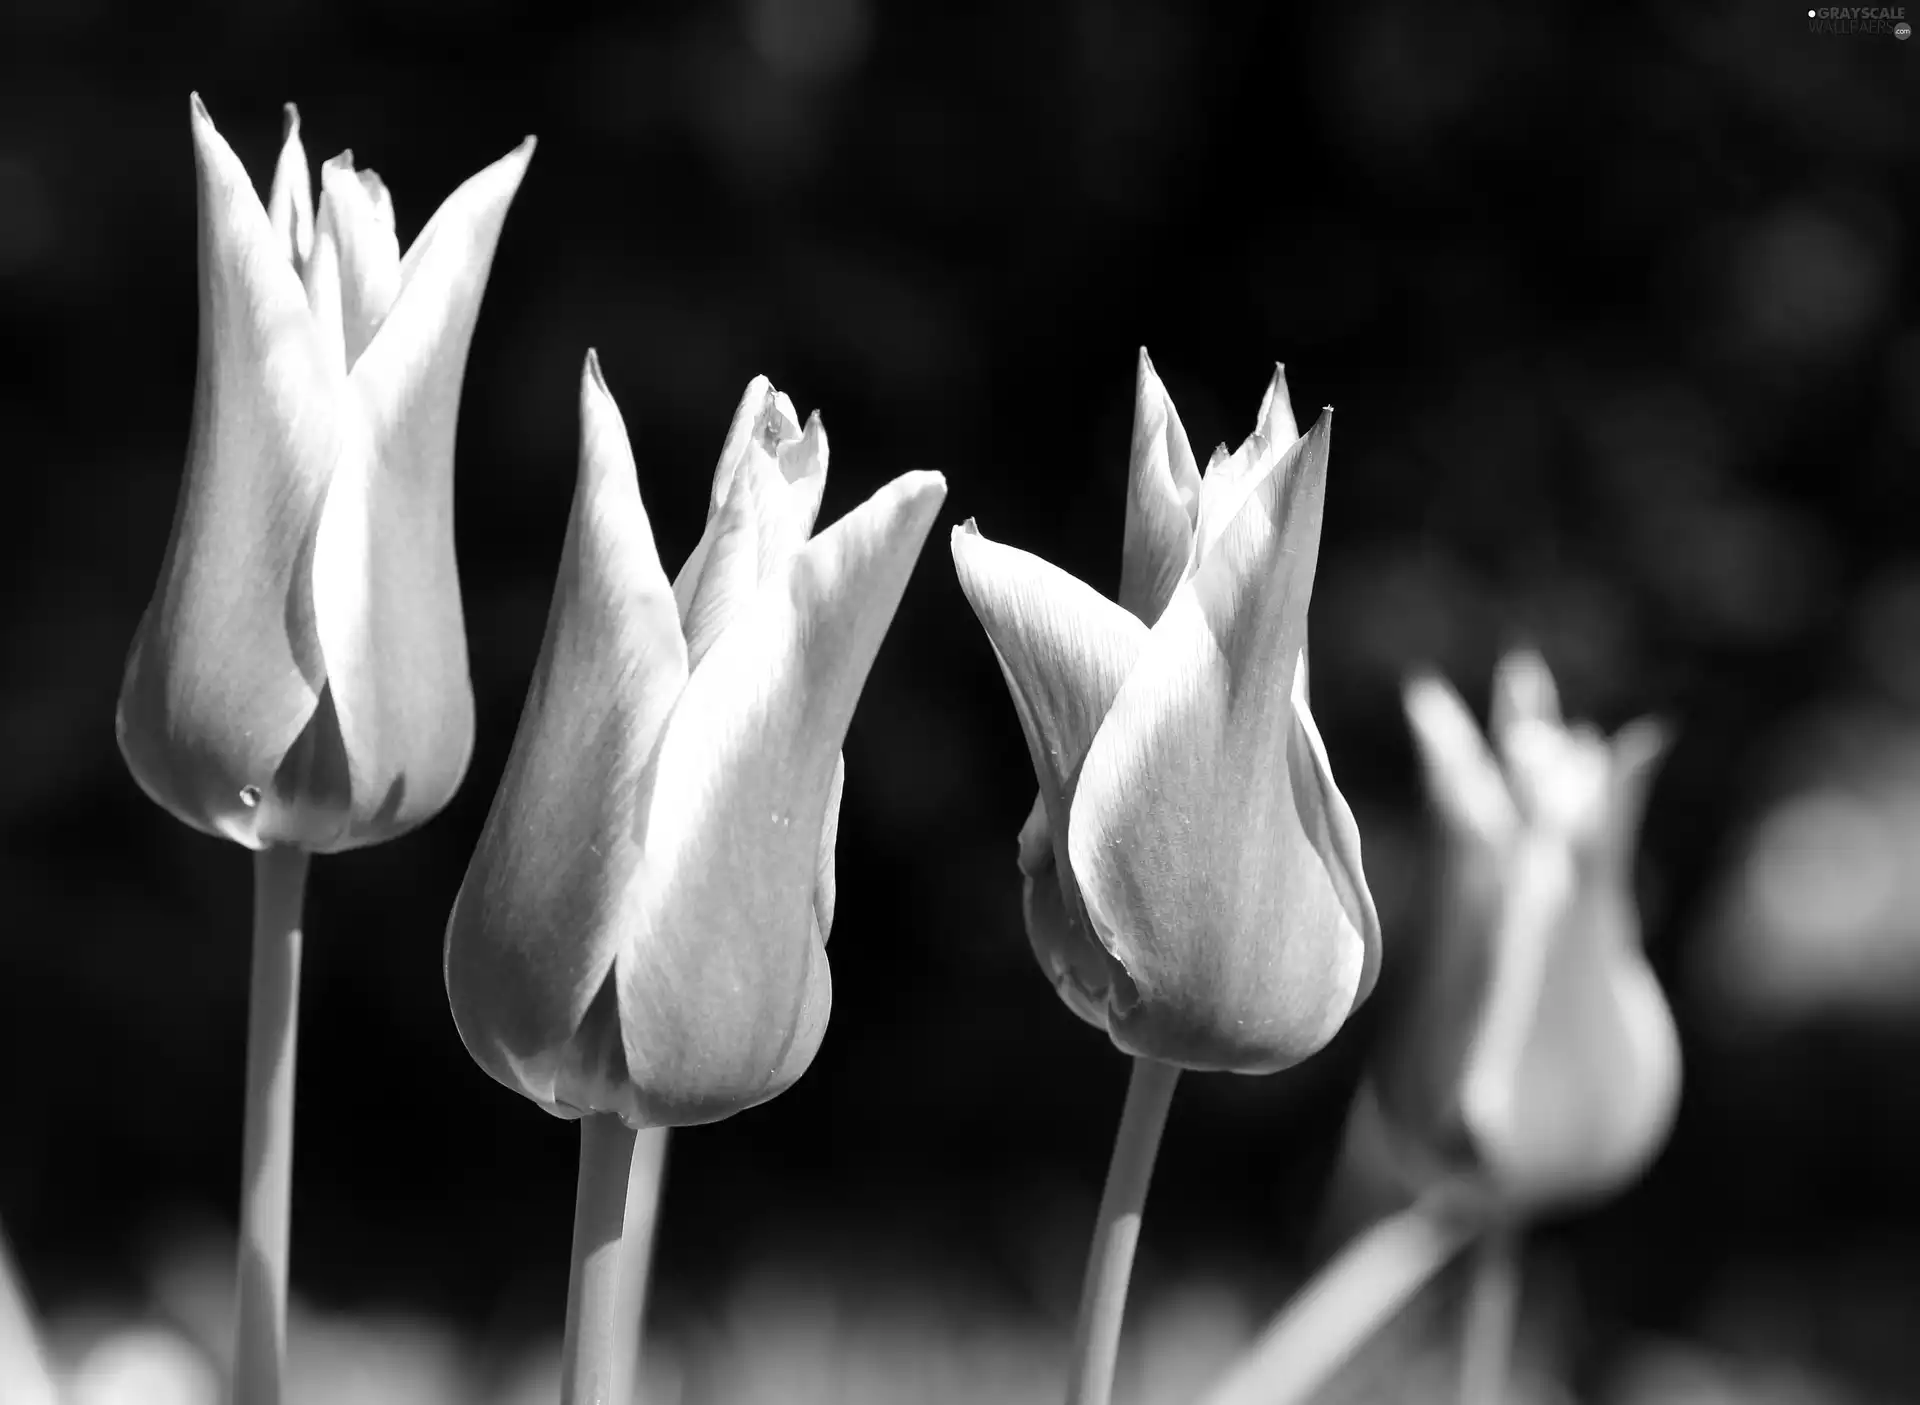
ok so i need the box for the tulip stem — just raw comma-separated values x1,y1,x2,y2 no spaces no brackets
560,1113,640,1405
1064,1055,1181,1405
616,1127,670,1391
233,844,309,1405
1193,1191,1476,1405
1457,1225,1520,1405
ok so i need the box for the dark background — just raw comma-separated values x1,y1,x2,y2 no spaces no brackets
4,1,1919,1400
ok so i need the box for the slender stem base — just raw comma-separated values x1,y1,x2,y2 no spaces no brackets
560,1114,640,1405
614,1127,670,1392
1064,1056,1181,1405
233,845,309,1405
1196,1194,1476,1405
1457,1226,1520,1405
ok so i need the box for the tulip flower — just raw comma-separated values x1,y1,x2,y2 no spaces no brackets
111,95,532,1405
1368,649,1680,1218
445,354,945,1404
1243,652,1678,1405
116,97,532,853
951,351,1378,1405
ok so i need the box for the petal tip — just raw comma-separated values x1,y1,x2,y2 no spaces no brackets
189,91,209,123
583,346,607,392
281,101,300,139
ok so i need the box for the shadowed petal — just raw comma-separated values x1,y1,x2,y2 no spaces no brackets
313,134,534,848
1018,792,1120,1027
1068,410,1371,1071
1117,348,1201,626
318,152,400,368
445,353,690,1118
266,104,312,274
610,470,948,1126
115,94,345,850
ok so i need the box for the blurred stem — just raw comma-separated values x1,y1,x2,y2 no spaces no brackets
234,844,309,1405
615,1127,670,1391
1194,1192,1477,1405
560,1114,639,1405
1064,1055,1180,1405
0,1220,58,1405
1457,1226,1520,1405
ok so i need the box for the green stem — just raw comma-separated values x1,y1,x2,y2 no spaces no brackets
615,1127,670,1391
1064,1056,1181,1405
1457,1226,1520,1405
1195,1193,1476,1405
234,845,309,1405
559,1113,640,1405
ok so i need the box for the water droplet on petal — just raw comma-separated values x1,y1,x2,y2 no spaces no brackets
239,785,262,808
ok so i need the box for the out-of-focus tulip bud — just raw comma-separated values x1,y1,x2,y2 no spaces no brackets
445,355,946,1128
1366,650,1680,1214
951,350,1379,1072
115,95,534,852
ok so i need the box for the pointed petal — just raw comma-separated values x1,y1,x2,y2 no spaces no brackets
266,103,312,274
671,437,788,670
950,520,1149,1026
950,521,1149,813
672,382,826,662
115,94,344,849
1117,348,1201,626
318,152,401,368
608,471,946,1125
1190,366,1301,570
315,136,533,846
1403,672,1519,846
1489,648,1562,769
1067,410,1371,1071
301,174,347,372
445,354,691,1118
1607,716,1671,865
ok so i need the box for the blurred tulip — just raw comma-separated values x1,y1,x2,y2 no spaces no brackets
445,354,946,1128
951,350,1379,1072
116,95,534,852
1368,650,1680,1214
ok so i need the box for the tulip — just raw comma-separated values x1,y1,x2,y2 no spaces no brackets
1367,649,1680,1218
951,351,1378,1405
111,95,533,1405
445,354,945,1404
1273,652,1678,1405
116,95,533,853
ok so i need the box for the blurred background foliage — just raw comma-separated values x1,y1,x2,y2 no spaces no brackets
3,0,1919,1400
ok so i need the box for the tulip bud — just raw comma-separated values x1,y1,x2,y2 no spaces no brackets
952,351,1379,1072
115,96,534,852
445,355,945,1128
1366,650,1680,1214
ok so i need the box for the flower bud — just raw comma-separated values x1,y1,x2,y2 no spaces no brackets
445,355,945,1127
116,96,533,851
952,351,1378,1072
